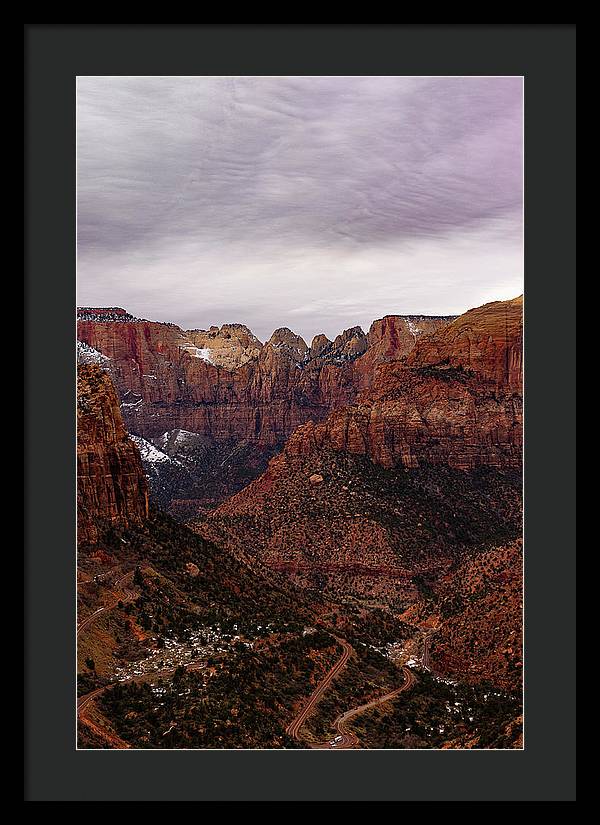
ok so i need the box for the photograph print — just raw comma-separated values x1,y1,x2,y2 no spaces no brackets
76,75,523,750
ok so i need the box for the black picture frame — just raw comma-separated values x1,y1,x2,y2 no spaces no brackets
25,23,576,802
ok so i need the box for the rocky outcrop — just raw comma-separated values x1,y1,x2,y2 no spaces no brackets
194,297,523,605
77,311,452,510
284,297,523,471
351,314,457,391
77,364,148,545
309,327,369,363
186,324,262,369
405,296,523,392
267,327,309,362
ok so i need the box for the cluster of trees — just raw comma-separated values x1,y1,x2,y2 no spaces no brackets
108,510,316,632
353,670,522,749
99,632,339,749
77,671,100,697
305,643,400,740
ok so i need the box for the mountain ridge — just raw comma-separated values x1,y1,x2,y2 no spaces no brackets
77,307,458,512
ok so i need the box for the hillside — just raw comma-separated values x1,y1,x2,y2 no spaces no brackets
196,297,523,608
77,297,523,749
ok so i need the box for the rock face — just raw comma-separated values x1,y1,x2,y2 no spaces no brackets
405,296,523,392
77,310,453,510
77,364,148,545
284,297,523,471
195,297,523,606
186,324,263,370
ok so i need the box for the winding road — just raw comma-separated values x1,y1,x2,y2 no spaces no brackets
285,635,418,750
77,570,136,636
286,637,353,741
77,684,132,749
78,574,426,750
321,666,416,749
77,685,107,714
285,626,429,749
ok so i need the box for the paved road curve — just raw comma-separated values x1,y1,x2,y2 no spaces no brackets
77,685,107,714
286,637,353,742
321,666,417,749
77,571,136,636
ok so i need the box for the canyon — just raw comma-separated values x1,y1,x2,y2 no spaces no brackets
77,296,523,748
198,298,522,593
77,308,454,513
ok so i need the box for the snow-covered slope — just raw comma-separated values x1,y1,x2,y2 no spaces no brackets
77,340,111,367
129,435,174,466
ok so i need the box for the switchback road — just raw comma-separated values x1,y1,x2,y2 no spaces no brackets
319,666,417,749
286,637,353,742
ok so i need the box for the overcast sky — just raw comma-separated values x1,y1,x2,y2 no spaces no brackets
77,76,523,342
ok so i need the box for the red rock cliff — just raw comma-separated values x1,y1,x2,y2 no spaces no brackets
285,297,523,471
77,364,149,545
77,314,454,448
197,298,523,606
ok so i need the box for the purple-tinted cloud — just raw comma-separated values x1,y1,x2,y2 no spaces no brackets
77,76,523,341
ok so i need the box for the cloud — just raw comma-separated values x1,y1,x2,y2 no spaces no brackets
77,76,523,340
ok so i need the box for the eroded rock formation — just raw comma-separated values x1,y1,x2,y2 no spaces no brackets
195,297,523,606
77,364,148,545
77,310,453,509
284,297,523,471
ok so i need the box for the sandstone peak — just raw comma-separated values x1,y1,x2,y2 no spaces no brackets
186,323,263,370
307,327,367,363
367,314,454,346
338,325,365,338
77,364,148,545
309,334,332,359
407,295,523,390
195,322,260,339
267,328,309,360
331,326,368,359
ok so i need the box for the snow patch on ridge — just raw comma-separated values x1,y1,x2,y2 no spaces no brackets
182,345,215,364
173,429,198,448
193,347,215,364
130,435,172,465
156,429,201,451
77,340,110,366
406,320,421,342
179,342,216,364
